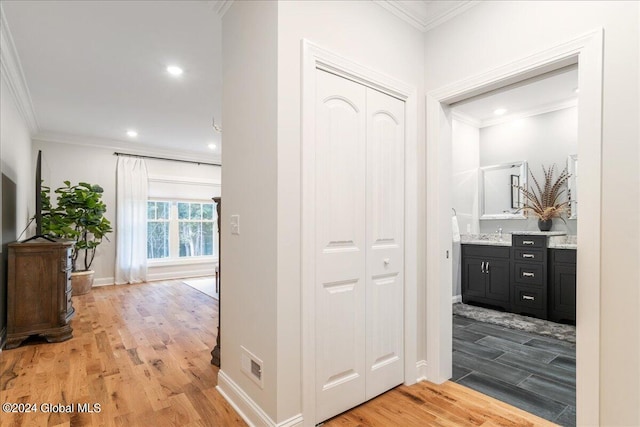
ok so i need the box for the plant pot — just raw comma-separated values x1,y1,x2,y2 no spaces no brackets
537,219,552,232
71,270,94,295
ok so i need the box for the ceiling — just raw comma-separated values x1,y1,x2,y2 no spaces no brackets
452,66,579,127
2,0,222,158
1,0,475,160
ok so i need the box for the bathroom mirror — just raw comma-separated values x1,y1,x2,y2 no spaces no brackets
479,161,528,220
567,154,577,219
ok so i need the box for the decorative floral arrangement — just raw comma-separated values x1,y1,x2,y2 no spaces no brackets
514,164,571,222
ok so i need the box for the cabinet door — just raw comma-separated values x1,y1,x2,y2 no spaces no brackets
552,264,576,320
462,257,486,298
485,259,510,303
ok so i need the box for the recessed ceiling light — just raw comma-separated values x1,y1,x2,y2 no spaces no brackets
126,130,138,138
167,65,183,76
493,108,507,116
208,143,216,150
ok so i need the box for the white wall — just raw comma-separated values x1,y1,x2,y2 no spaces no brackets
479,107,578,234
1,76,33,239
219,0,279,421
33,138,220,284
276,2,424,422
452,118,480,235
424,1,639,424
220,0,424,423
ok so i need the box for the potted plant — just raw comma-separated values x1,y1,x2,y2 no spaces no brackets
514,164,571,231
42,181,113,295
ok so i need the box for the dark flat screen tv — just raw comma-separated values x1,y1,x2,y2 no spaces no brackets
22,150,53,242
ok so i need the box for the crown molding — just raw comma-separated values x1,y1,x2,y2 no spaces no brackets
423,1,480,32
33,131,222,165
0,5,39,134
211,0,233,17
479,98,578,128
373,1,478,33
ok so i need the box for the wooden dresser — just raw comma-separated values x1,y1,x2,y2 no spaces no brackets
6,239,75,349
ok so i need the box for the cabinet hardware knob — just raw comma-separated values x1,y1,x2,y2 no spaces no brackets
383,258,390,266
522,272,535,278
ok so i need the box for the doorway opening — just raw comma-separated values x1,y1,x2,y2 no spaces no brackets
448,66,578,425
425,29,603,426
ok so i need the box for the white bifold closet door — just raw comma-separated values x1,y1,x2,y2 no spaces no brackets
315,69,405,423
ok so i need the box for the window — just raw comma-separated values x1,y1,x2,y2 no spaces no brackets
147,200,218,261
147,201,170,259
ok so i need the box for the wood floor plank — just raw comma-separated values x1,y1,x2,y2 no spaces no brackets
2,280,561,426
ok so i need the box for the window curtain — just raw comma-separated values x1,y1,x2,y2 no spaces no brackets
115,156,148,284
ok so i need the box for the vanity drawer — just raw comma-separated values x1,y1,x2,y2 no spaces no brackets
513,235,546,248
513,262,544,285
513,285,544,309
514,248,545,262
552,249,577,264
462,245,510,259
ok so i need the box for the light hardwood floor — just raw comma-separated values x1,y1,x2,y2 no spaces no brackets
1,280,557,426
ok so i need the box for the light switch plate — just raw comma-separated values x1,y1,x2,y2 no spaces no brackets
230,214,240,235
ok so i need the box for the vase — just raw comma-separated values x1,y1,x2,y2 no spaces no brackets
71,270,94,295
537,219,552,232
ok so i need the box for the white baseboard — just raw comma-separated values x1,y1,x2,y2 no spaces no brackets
94,277,115,287
147,267,215,282
217,370,303,427
452,295,462,304
416,360,428,382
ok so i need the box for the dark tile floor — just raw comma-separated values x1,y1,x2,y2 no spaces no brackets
452,314,576,426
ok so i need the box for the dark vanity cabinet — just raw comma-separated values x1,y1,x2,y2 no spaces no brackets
511,234,548,319
461,245,511,311
462,234,577,323
549,249,577,323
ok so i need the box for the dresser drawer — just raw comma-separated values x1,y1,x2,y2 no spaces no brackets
513,262,544,285
513,285,544,309
514,248,545,262
513,235,546,248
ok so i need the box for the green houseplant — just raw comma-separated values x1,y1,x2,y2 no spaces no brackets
513,164,571,231
42,181,113,295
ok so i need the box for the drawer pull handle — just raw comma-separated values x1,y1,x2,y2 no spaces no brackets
522,253,535,259
481,262,485,273
522,295,535,301
522,272,535,278
485,262,490,273
522,240,535,245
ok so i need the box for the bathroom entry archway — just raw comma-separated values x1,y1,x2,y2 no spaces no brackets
424,29,603,424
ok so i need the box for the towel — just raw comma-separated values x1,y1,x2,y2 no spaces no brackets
452,215,461,242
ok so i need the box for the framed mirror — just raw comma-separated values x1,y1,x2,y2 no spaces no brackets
567,154,577,219
479,161,528,220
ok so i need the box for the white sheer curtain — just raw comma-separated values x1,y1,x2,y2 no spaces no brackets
115,156,148,284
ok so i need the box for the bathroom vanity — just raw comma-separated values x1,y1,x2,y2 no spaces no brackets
461,232,576,323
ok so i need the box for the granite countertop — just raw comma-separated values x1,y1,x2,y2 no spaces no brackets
548,235,577,250
460,233,577,249
460,233,512,247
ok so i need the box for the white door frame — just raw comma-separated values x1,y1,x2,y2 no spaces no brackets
425,29,603,425
301,39,418,426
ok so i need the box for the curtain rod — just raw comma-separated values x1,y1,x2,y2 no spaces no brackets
114,152,221,167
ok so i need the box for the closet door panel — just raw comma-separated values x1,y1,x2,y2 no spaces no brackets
315,69,367,422
365,88,405,400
